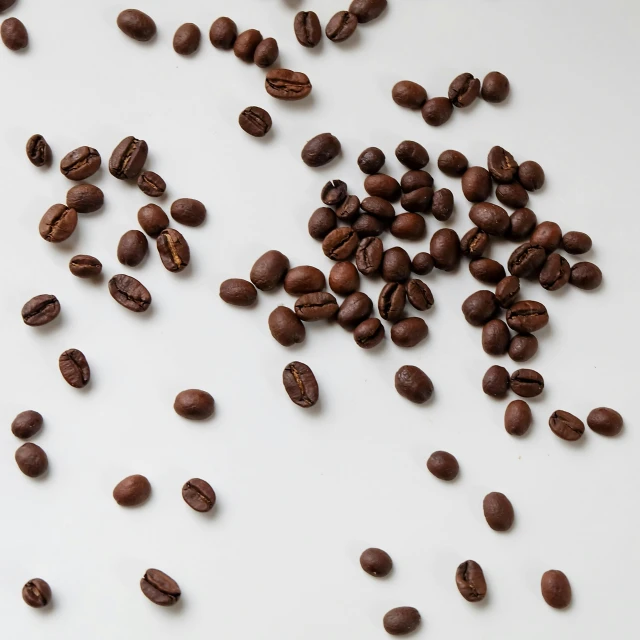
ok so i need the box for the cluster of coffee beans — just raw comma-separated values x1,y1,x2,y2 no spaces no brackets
0,0,27,51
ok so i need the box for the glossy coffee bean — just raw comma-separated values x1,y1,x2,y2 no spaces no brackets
173,23,201,55
364,174,401,201
138,204,169,237
449,73,480,107
136,171,166,198
411,252,434,275
21,294,60,327
15,443,48,477
140,569,180,607
469,202,510,236
361,196,395,220
378,283,405,321
358,147,385,174
460,227,490,259
496,182,529,208
495,275,520,308
510,369,544,398
382,247,411,282
427,451,459,481
268,307,306,347
549,410,584,441
350,0,388,22
59,349,90,388
117,9,156,41
391,317,428,347
329,261,359,295
157,229,190,272
182,478,216,512
395,140,429,170
353,214,385,237
505,208,536,241
283,266,325,295
267,69,313,101
109,136,148,180
469,258,505,284
383,607,421,636
283,362,319,408
531,221,562,253
462,166,492,202
239,106,272,137
251,250,289,291
209,17,237,49
587,407,623,437
113,474,151,506
482,366,510,397
321,180,347,206
508,333,538,362
390,213,425,241
66,184,104,213
60,146,101,181
506,300,548,333
518,160,545,191
69,255,102,278
541,570,571,609
234,29,262,61
354,318,385,349
487,146,518,183
254,37,279,68
219,279,258,306
401,170,433,193
294,11,321,48
360,547,392,577
438,149,468,177
295,292,339,322
395,365,433,404
356,237,383,275
322,227,358,261
301,133,340,166
421,97,453,126
482,319,510,355
11,410,43,440
109,274,151,312
461,290,498,326
326,11,358,42
508,243,546,278
308,207,337,240
1,17,28,50
432,188,454,221
336,196,360,222
26,134,51,167
483,492,514,531
482,71,510,103
170,198,205,227
539,253,570,290
400,187,433,213
456,560,487,602
504,400,532,436
430,229,460,271
117,230,148,267
392,80,427,109
406,279,434,311
562,231,592,255
39,204,77,243
337,292,372,330
570,262,602,290
22,579,51,608
174,389,214,420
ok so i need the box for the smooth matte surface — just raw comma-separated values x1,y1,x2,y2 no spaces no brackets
0,1,637,638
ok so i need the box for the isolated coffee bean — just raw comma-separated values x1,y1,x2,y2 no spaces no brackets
506,300,548,333
117,230,148,267
66,184,104,213
482,319,510,355
456,560,487,602
432,188,454,221
449,72,480,107
460,227,490,259
508,243,547,278
295,292,339,322
138,204,169,237
462,166,492,202
251,250,289,291
395,365,433,404
358,147,385,174
539,253,570,291
495,275,520,308
219,279,258,306
570,262,602,290
15,443,48,477
469,258,505,284
469,202,510,236
364,174,401,201
510,369,544,398
483,492,514,531
406,279,434,311
308,207,337,240
26,134,51,167
378,283,405,321
354,318,385,349
301,133,339,166
549,410,584,441
401,170,433,193
361,196,395,220
39,204,77,243
400,187,433,213
390,213,425,241
209,16,237,49
541,570,571,609
22,579,51,608
69,255,102,278
294,11,321,48
496,182,529,208
21,294,60,327
173,23,201,55
59,349,90,388
518,160,545,191
170,198,206,227
462,290,499,326
109,136,148,180
11,410,43,440
321,180,348,206
140,569,180,607
391,317,428,347
322,227,358,261
267,69,313,102
392,80,427,109
587,407,623,437
382,247,411,282
360,548,392,577
60,146,101,181
353,214,385,237
157,229,190,272
1,17,28,50
531,221,562,253
234,29,262,61
329,261,359,295
482,71,510,102
504,400,532,436
411,252,434,275
337,292,372,330
421,97,453,126
254,37,279,68
508,333,538,362
326,11,358,42
395,140,429,170
113,474,151,506
117,9,156,41
109,274,152,312
430,229,460,271
482,365,510,397
487,146,518,183
356,237,383,275
507,208,537,241
135,171,166,198
283,266,325,295
174,389,214,420
438,149,468,177
238,106,272,138
562,231,592,255
283,362,319,408
427,451,459,481
182,478,216,512
336,195,360,221
350,0,388,23
268,307,306,347
383,607,421,636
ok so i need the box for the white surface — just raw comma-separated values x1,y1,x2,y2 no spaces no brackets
1,1,638,638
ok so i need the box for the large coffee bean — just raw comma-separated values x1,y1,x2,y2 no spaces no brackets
352,213,385,237
26,134,51,167
400,187,433,213
283,362,319,408
173,23,201,55
337,292,372,330
562,231,592,255
11,410,43,440
109,274,152,312
138,204,169,237
283,266,325,295
395,140,429,170
157,229,190,272
469,203,510,236
239,107,272,137
350,0,387,22
456,560,487,602
508,333,538,362
69,255,102,278
233,29,263,61
469,258,505,284
510,369,544,397
209,17,237,49
174,389,215,420
421,97,453,126
21,294,60,327
518,160,545,191
507,208,537,240
268,307,306,347
461,290,499,326
267,69,312,101
487,146,518,183
506,300,548,333
449,72,480,107
378,283,405,321
541,570,571,609
182,478,216,512
438,149,468,177
294,11,321,48
482,365,510,397
254,37,279,68
391,317,428,347
329,261,359,295
301,133,339,167
22,579,51,608
482,319,510,355
394,365,433,404
361,195,395,220
15,443,48,477
117,230,148,267
460,227,490,259
383,607,421,636
325,11,358,42
60,146,101,181
430,229,460,271
495,275,520,308
356,237,383,275
570,262,602,290
113,474,151,506
406,279,434,311
109,136,148,180
587,407,623,437
360,547,392,577
322,227,358,261
461,167,491,202
504,400,532,436
508,243,547,278
401,170,433,193
426,451,459,481
295,292,339,321
391,80,427,109
354,318,385,349
432,188,454,221
321,180,348,206
219,279,258,306
67,184,104,213
171,198,206,227
251,250,289,291
381,247,411,282
411,252,434,275
496,182,529,209
117,9,156,41
549,410,584,441
58,349,90,388
358,147,385,174
483,492,514,531
39,204,77,242
364,174,401,201
539,253,570,290
140,569,180,607
308,207,337,240
482,71,510,102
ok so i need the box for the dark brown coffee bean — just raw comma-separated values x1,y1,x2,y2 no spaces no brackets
570,262,602,290
157,228,190,272
21,294,60,327
209,17,237,49
58,349,90,388
22,579,51,608
390,213,425,241
170,198,206,227
383,607,421,636
400,187,433,214
254,37,279,67
219,279,257,306
108,274,152,312
234,29,262,61
401,170,433,193
1,17,28,50
173,23,201,55
495,275,520,308
508,333,538,362
39,204,77,243
360,548,392,577
239,105,273,137
140,569,180,607
406,279,434,311
294,11,321,47
358,147,385,174
392,80,427,109
587,407,623,437
508,243,547,278
462,166,492,202
182,478,216,512
15,443,48,477
469,258,506,284
487,146,518,183
336,195,360,222
469,202,510,236
69,255,102,278
460,227,490,259
0,1,16,11
506,300,548,333
382,247,411,282
456,560,487,602
109,136,147,180
251,250,289,291
353,213,385,237
412,252,434,275
496,182,529,208
113,474,151,506
482,71,510,103
356,237,383,275
60,146,101,181
295,292,339,322
483,492,514,531
117,9,156,41
11,410,43,440
541,570,571,609
337,292,372,330
117,230,148,267
308,207,337,240
283,361,319,408
430,229,460,271
267,69,313,102
174,389,214,419
329,261,359,295
321,180,348,206
438,149,468,177
268,307,306,347
531,221,562,253
26,134,51,167
507,208,537,240
354,318,385,349
510,369,544,398
482,319,510,355
378,283,405,321
138,204,169,237
322,227,358,261
421,97,453,126
364,174,401,201
505,400,532,436
449,73,480,107
432,188,454,221
301,133,339,166
350,0,387,22
391,317,428,347
326,11,358,42
539,253,570,291
395,140,429,170
561,231,591,255
283,266,325,295
427,451,459,481
361,196,394,220
518,160,545,191
549,410,584,441
395,365,433,404
462,290,499,326
136,171,166,198
66,184,104,213
482,365,510,397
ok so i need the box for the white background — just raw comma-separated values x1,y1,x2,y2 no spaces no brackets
1,1,638,638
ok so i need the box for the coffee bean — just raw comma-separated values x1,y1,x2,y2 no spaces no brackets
337,292,372,330
329,261,359,295
136,205,168,239
392,80,427,109
182,478,216,512
395,140,429,170
15,443,48,477
356,237,383,275
549,410,584,441
0,0,16,11
487,146,518,183
504,211,535,243
587,407,623,437
462,166,492,202
308,207,337,240
22,579,51,608
326,11,358,41
66,184,104,213
360,547,392,577
361,195,395,220
321,180,348,206
482,365,510,397
395,365,433,404
482,71,510,102
254,37,279,67
137,171,166,197
460,227,490,259
496,182,529,208
469,202,510,236
109,136,147,180
268,307,306,347
438,149,468,177
350,0,387,22
283,361,319,408
427,451,459,481
378,283,405,321
234,29,263,61
469,258,506,284
431,188,454,221
401,170,433,193
390,213,425,241
294,11,321,47
60,146,101,181
449,73,480,107
117,9,156,41
364,173,401,201
506,300,548,333
219,279,258,306
391,317,428,347
301,133,340,167
267,69,313,102
354,318,385,349
251,250,289,291
170,198,206,227
508,243,546,278
59,349,90,388
539,253,570,290
357,148,385,176
322,227,358,261
383,607,421,636
456,560,487,602
69,255,102,278
570,261,602,290
174,389,215,420
495,275,520,308
508,333,538,362
336,195,360,222
531,221,562,253
353,213,385,237
382,247,411,282
39,204,77,243
117,230,148,267
518,160,545,191
400,186,433,213
430,229,460,271
11,410,43,440
504,400,532,436
461,290,499,326
283,265,325,295
209,17,237,49
173,23,201,55
108,274,152,312
510,369,544,398
140,569,180,607
1,17,28,50
482,319,510,355
541,570,571,609
21,294,60,327
421,96,454,126
483,492,514,531
294,292,339,321
113,474,151,506
411,252,434,275
406,279,434,311
157,228,190,272
26,134,51,167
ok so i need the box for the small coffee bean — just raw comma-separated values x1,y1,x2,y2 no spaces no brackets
22,579,51,608
518,160,545,191
358,147,385,174
395,140,429,170
378,283,405,321
508,243,547,278
383,607,421,636
539,253,570,290
395,365,433,404
308,207,337,240
406,278,434,311
449,73,480,107
283,266,325,295
364,174,401,201
549,410,584,441
430,229,460,271
1,17,28,50
360,547,392,577
487,146,518,183
469,202,510,236
469,258,506,284
495,275,520,308
109,136,147,180
173,23,201,55
301,133,339,166
171,198,206,227
411,252,434,275
382,247,411,282
531,221,562,253
329,261,359,295
391,317,428,348
294,11,321,48
482,365,510,397
117,9,156,41
268,307,306,347
174,389,214,420
483,492,514,531
219,279,257,306
390,213,425,241
60,146,101,181
456,560,487,602
251,250,289,291
482,319,510,355
355,237,383,275
587,407,623,437
401,170,433,193
353,213,385,237
462,166,492,202
392,80,427,109
117,230,148,267
336,195,360,222
321,180,348,206
113,474,151,506
182,478,216,512
140,569,180,607
354,318,385,349
508,333,538,362
267,69,313,102
570,261,602,290
482,71,510,102
322,227,358,261
350,0,387,22
461,290,499,326
109,274,152,312
26,134,51,167
294,292,339,322
506,300,549,333
39,204,77,243
209,17,237,49
427,451,459,481
510,369,544,398
541,570,571,609
283,361,319,408
254,37,279,67
361,196,394,220
421,97,454,126
59,349,90,388
69,255,102,278
504,400,532,436
11,410,43,439
562,231,592,254
496,182,529,208
157,228,190,272
432,188,454,221
326,11,358,42
137,171,166,197
337,292,372,330
507,208,537,240
66,184,104,213
400,187,433,213
460,227,490,259
15,443,48,477
137,204,169,238
21,294,60,327
438,149,468,177
234,29,263,61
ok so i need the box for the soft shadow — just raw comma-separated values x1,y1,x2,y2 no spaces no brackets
30,313,65,336
330,28,363,52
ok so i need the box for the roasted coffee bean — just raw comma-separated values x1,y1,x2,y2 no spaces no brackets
456,560,487,602
301,133,339,166
209,17,237,49
411,252,434,275
506,300,548,333
109,136,147,180
170,198,206,227
322,227,358,261
353,213,385,237
570,262,602,290
283,266,325,295
15,443,48,477
157,228,190,272
336,195,360,222
406,279,433,311
395,140,429,170
21,294,60,327
449,73,480,107
432,188,454,221
395,365,433,404
1,17,28,50
401,170,433,193
508,243,547,278
254,37,279,67
356,237,383,275
11,410,43,440
0,0,16,11
531,222,562,253
251,250,289,291
294,11,321,48
308,207,337,240
234,29,263,61
505,400,532,436
421,97,453,126
496,182,529,208
482,71,510,102
487,146,518,183
438,149,468,177
562,231,592,254
469,258,506,284
539,253,570,290
26,134,51,167
350,0,387,22
69,255,102,278
108,274,152,312
358,147,385,174
483,492,514,531
364,173,401,201
66,184,104,213
174,389,215,420
329,261,359,295
495,275,520,308
140,569,180,607
117,230,148,267
326,11,358,42
469,202,510,236
361,196,394,220
391,317,428,347
390,213,425,240
507,208,537,240
173,23,201,55
113,474,151,506
400,187,433,213
460,227,490,259
283,362,318,408
59,349,90,388
337,292,372,330
354,318,385,349
321,180,348,206
482,319,510,355
541,570,571,609
392,80,427,109
138,204,169,237
219,279,258,306
430,229,460,271
427,451,459,481
382,247,411,282
182,478,216,512
462,166,492,202
268,307,306,347
39,204,77,243
518,160,545,191
60,146,101,181
378,283,405,321
137,170,166,197
482,365,510,397
360,548,392,577
22,579,51,608
508,333,538,362
239,106,273,137
549,410,584,441
294,292,339,321
117,9,156,41
267,69,312,102
587,407,623,437
510,369,544,398
383,607,421,636
462,290,499,326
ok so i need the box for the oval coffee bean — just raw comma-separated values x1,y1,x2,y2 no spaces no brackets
326,11,358,42
482,71,510,102
170,198,206,227
530,221,562,253
173,23,200,55
113,474,151,506
267,69,312,102
378,283,405,321
26,134,51,167
460,227,490,259
508,243,547,278
482,365,510,397
268,307,306,347
251,250,290,291
69,255,102,278
254,37,279,68
137,171,166,197
322,227,358,261
233,29,262,61
361,195,395,220
562,231,592,255
283,266,325,295
549,410,584,441
390,213,425,240
391,317,428,348
392,80,427,109
239,106,272,138
138,204,169,237
219,279,258,306
358,146,385,174
518,160,545,191
209,16,237,49
508,333,538,362
354,318,385,349
422,97,454,126
506,300,548,333
587,407,622,437
174,389,214,420
430,228,460,271
157,228,190,272
461,290,499,326
541,570,571,609
337,292,372,330
456,560,487,602
539,253,570,291
507,208,538,240
295,292,339,322
15,443,48,477
406,279,433,311
117,230,148,267
395,365,433,404
483,492,514,531
469,258,506,285
382,247,411,283
60,146,101,181
462,166,491,202
11,410,43,440
401,170,433,193
140,569,180,607
21,294,60,327
364,173,401,201
411,252,434,275
1,17,28,50
283,361,319,408
510,369,544,398
438,149,468,177
383,606,421,636
570,261,602,290
495,275,520,308
321,180,348,206
449,72,480,107
39,204,77,242
353,213,385,238
401,187,433,213
294,11,321,48
109,136,147,180
482,319,510,356
59,349,90,388
117,9,156,41
109,274,151,312
395,140,429,170
308,207,337,240
360,547,392,577
487,146,518,183
22,579,51,608
336,195,360,222
427,451,459,481
496,182,529,209
66,184,104,213
301,133,340,167
469,202,510,236
505,400,532,436
329,261,359,295
182,478,216,512
350,0,388,23
432,188,454,221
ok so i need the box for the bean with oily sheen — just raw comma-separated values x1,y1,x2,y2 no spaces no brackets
283,361,319,408
113,475,151,506
182,478,216,512
140,569,180,607
321,180,347,206
392,80,427,109
22,579,52,608
462,166,492,202
562,231,592,254
294,11,321,48
69,255,102,278
356,237,383,275
482,365,510,397
219,279,258,306
482,71,510,102
462,290,499,326
391,317,428,347
382,247,411,282
350,0,388,22
39,204,77,243
294,292,339,321
354,318,385,349
482,319,510,355
508,333,538,362
238,106,273,137
469,258,505,284
456,560,487,602
109,136,147,180
508,243,547,278
401,170,433,193
518,160,545,191
138,204,169,237
539,253,570,290
66,184,104,213
251,250,289,291
60,146,101,181
329,261,359,295
510,369,544,398
108,274,152,312
59,349,90,388
383,607,421,636
587,407,623,436
469,202,510,236
432,188,454,221
421,97,454,126
26,134,51,167
406,279,434,311
541,570,571,609
395,365,433,404
461,227,490,258
507,208,538,240
283,265,325,295
449,73,480,107
337,292,372,330
233,29,262,61
506,300,548,333
549,410,584,441
268,306,306,347
360,548,392,577
15,443,48,477
301,133,339,166
412,252,434,275
361,196,394,220
505,400,532,436
430,228,460,271
117,9,156,41
267,69,312,102
322,227,358,261
174,389,214,420
21,294,60,327
483,492,514,531
401,186,433,213
378,283,406,321
531,221,562,253
325,11,358,42
496,182,529,209
254,37,279,68
333,197,358,223
390,213,425,240
438,149,468,177
495,275,520,308
487,146,518,183
157,228,190,272
171,198,206,227
117,230,148,267
395,140,429,170
364,173,401,201
1,17,28,50
209,17,237,49
308,207,336,240
137,171,166,197
173,23,201,55
427,451,459,480
11,410,43,440
358,147,385,174
353,213,385,237
570,261,602,290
